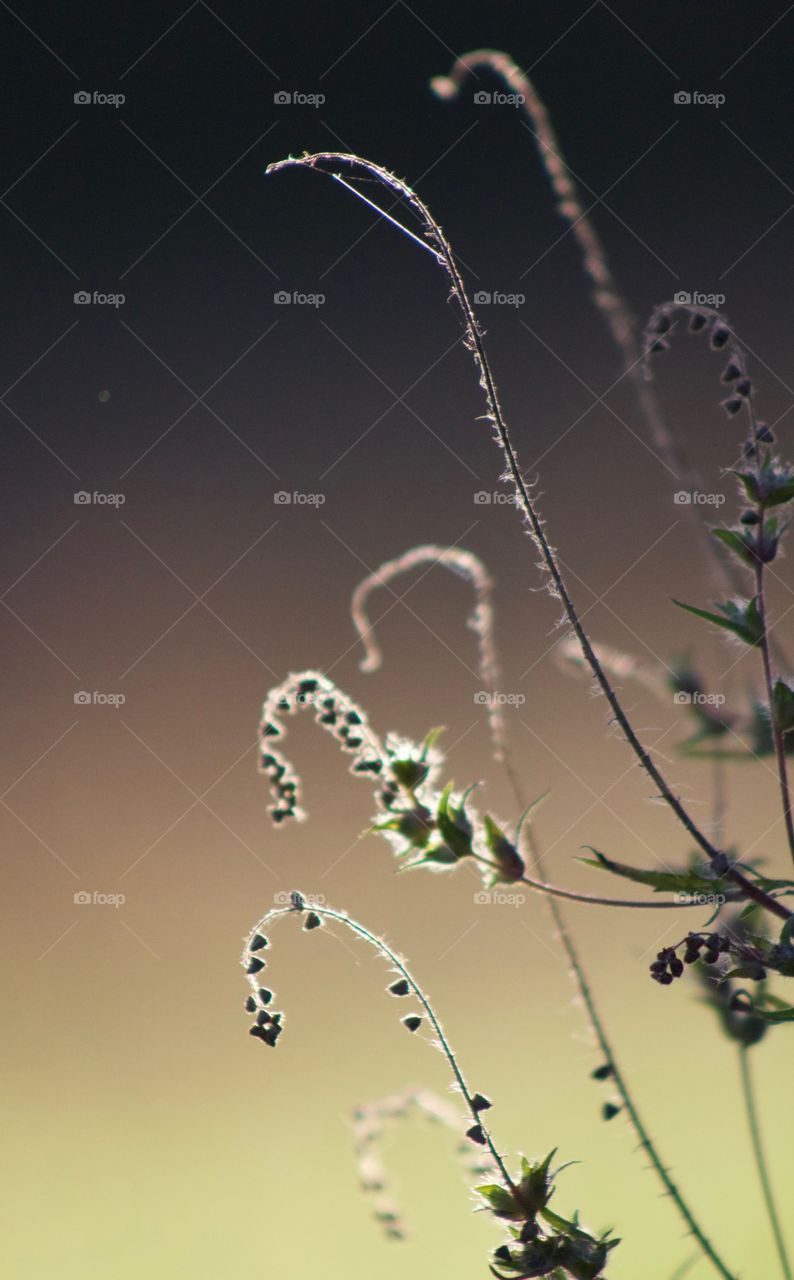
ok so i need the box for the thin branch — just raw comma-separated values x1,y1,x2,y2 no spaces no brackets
739,1046,792,1280
350,543,506,759
432,49,738,596
756,546,794,867
267,151,790,922
243,897,515,1191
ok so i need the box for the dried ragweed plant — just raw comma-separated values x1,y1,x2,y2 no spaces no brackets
350,544,505,760
250,141,794,1278
352,1086,500,1241
242,892,620,1279
430,50,738,595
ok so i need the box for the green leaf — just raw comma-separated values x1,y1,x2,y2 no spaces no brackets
483,814,525,885
581,848,733,898
772,678,794,734
712,527,755,567
540,1206,591,1241
476,1184,520,1215
434,782,474,859
672,596,763,646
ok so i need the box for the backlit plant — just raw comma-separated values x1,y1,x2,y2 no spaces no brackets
240,52,794,1280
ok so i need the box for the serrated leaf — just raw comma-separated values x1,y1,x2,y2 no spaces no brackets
581,848,733,897
672,596,763,646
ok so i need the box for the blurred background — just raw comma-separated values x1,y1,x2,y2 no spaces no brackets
2,1,793,1275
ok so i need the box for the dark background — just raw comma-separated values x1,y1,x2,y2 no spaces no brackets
3,4,793,1278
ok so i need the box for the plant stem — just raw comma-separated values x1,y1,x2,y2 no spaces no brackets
268,153,791,922
471,850,734,910
738,1046,792,1280
500,770,737,1280
755,545,794,868
433,50,740,597
255,901,516,1192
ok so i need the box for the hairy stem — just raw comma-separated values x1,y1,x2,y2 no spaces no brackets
247,898,515,1191
267,152,790,921
500,771,736,1280
755,546,794,867
556,907,736,1280
473,851,735,910
432,49,737,596
738,1046,792,1280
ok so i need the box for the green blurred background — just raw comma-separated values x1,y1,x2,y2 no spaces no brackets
2,2,792,1276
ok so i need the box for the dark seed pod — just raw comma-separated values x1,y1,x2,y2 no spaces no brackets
245,995,257,1013
247,957,266,975
591,1064,613,1081
683,948,700,964
721,361,742,383
689,312,707,331
657,971,674,986
402,1015,423,1033
722,397,743,416
258,988,273,1005
740,509,760,525
471,1093,492,1112
519,1221,540,1243
354,759,383,774
603,1103,621,1121
711,326,730,349
249,1023,280,1046
736,379,752,397
652,314,671,335
388,979,411,997
304,912,322,931
256,1010,273,1026
649,338,669,355
250,934,268,952
669,957,684,978
755,423,774,444
466,1124,487,1145
494,1246,512,1263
